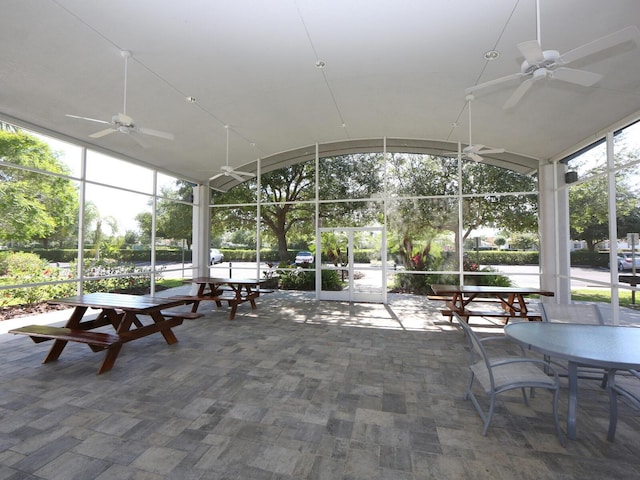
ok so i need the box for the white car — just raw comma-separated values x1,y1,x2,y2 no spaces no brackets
295,251,314,264
612,253,640,271
210,248,224,265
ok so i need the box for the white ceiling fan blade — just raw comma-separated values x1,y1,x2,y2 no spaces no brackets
66,114,111,125
503,77,535,110
233,170,255,177
89,128,117,138
229,172,245,182
517,39,545,65
559,25,640,65
208,173,224,181
466,152,484,162
465,72,523,95
128,132,151,148
138,127,175,140
464,144,484,153
465,144,504,156
551,67,603,87
478,147,505,155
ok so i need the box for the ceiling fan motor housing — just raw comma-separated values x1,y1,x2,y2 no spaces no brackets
521,49,560,75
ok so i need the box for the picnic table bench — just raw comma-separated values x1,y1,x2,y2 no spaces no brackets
9,293,201,374
175,277,267,320
430,284,553,323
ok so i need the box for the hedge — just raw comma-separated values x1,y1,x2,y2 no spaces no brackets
19,247,609,268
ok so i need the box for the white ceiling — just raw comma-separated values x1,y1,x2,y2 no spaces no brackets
1,0,640,190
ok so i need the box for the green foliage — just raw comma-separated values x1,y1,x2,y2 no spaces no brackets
212,156,384,262
392,263,512,294
463,268,513,287
571,249,608,267
0,251,165,307
473,250,539,265
79,259,161,294
0,131,79,243
0,251,74,305
569,159,640,251
278,266,343,291
0,251,47,276
155,182,194,246
508,232,539,251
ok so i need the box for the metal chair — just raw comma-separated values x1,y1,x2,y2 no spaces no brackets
539,302,608,386
453,312,565,445
539,302,606,325
607,369,640,441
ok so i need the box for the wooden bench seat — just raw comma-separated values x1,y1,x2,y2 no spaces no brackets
429,295,503,303
169,294,234,303
440,309,514,317
159,310,204,320
9,325,122,349
427,295,451,301
439,309,540,324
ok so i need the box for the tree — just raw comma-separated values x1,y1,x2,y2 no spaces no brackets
386,154,538,269
494,236,507,249
135,211,152,244
509,232,539,250
212,154,383,262
154,182,194,247
569,174,640,251
0,131,79,244
568,141,640,251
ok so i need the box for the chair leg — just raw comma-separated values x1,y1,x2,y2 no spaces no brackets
607,384,618,442
482,394,496,436
552,387,566,447
464,372,475,400
520,387,529,406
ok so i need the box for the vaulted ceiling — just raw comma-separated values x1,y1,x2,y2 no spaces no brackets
2,0,640,190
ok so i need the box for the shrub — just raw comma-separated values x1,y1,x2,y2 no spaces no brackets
0,251,75,306
392,266,512,295
278,266,343,291
0,251,166,307
77,259,163,294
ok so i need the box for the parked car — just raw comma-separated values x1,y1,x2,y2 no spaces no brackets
610,253,640,271
210,248,224,265
295,251,314,264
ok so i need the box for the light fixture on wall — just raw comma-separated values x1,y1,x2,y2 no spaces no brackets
565,171,578,183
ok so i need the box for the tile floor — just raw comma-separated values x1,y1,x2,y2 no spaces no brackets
0,290,639,479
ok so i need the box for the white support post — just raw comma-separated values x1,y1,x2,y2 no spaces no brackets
539,162,570,302
192,184,211,281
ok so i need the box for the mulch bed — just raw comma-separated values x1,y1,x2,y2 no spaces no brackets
0,286,170,322
0,302,71,321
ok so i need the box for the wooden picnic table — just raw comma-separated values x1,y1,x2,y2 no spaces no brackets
430,284,554,323
9,292,200,374
174,277,267,320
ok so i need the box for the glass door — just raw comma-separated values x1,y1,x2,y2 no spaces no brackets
318,227,386,303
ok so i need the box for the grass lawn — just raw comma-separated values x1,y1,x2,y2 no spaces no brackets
156,279,185,289
572,288,640,309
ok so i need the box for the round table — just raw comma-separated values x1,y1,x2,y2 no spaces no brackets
504,322,640,439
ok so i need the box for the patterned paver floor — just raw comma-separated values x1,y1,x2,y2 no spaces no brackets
0,290,638,479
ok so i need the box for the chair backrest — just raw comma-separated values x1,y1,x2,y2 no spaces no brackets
539,302,605,325
453,313,489,365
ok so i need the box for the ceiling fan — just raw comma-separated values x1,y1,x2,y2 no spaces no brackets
466,0,640,110
445,94,504,162
65,50,174,146
209,126,256,182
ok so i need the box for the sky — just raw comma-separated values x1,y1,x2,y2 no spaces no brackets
35,133,170,234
